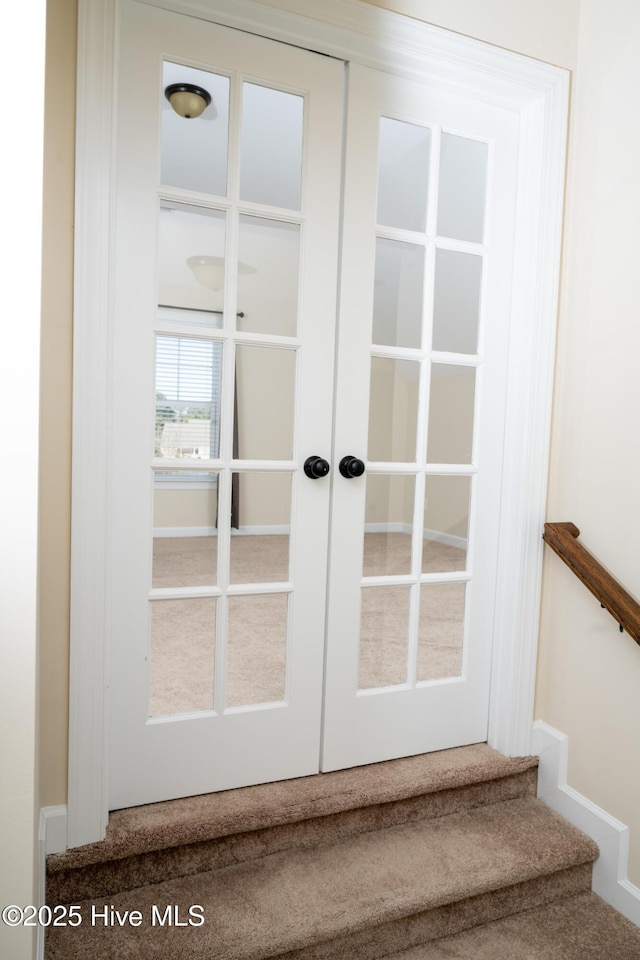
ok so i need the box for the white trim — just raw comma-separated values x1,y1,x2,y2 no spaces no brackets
533,722,640,926
363,522,467,551
152,524,291,536
70,0,569,843
423,528,467,551
37,806,68,960
487,67,569,758
69,0,117,847
153,525,217,537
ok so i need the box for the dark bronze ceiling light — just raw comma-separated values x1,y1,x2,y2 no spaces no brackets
164,82,212,119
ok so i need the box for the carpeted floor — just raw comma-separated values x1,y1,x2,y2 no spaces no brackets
45,744,640,960
149,533,466,716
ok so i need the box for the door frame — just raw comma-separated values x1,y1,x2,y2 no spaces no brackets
69,0,569,847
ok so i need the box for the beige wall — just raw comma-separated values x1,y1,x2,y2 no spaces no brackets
39,0,76,809
535,0,640,885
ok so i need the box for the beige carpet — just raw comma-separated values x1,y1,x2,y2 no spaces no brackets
150,533,466,716
46,743,636,960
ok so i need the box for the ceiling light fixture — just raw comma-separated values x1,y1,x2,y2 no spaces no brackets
187,256,257,291
164,82,212,119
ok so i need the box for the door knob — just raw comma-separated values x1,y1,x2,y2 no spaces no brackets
304,455,330,479
339,455,365,479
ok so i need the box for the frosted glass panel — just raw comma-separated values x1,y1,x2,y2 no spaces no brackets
153,474,219,587
359,586,410,689
432,250,482,354
372,239,424,349
423,475,470,573
155,336,222,460
237,217,300,337
158,202,226,314
368,358,419,462
427,364,475,464
240,83,303,209
235,345,296,460
226,594,288,707
377,117,431,232
363,474,415,577
230,473,291,583
437,134,488,243
162,62,229,196
149,598,216,716
418,582,465,681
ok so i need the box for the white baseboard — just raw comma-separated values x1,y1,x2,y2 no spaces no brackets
364,522,467,550
153,525,217,537
38,806,68,959
152,525,291,537
153,523,468,548
532,721,640,925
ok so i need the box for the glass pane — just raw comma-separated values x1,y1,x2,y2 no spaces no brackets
426,364,475,464
359,586,410,689
423,475,470,573
372,239,424,349
235,345,296,460
437,133,488,243
237,217,300,337
226,594,288,707
158,202,226,315
377,117,431,232
162,62,229,196
363,474,415,577
230,473,291,583
149,598,216,716
240,83,303,210
432,250,482,354
417,582,465,680
155,336,222,460
153,473,218,587
368,358,419,462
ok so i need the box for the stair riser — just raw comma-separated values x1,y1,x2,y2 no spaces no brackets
48,769,537,905
273,864,594,960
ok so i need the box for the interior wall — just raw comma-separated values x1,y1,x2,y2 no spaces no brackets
39,0,579,810
535,0,640,886
38,0,76,810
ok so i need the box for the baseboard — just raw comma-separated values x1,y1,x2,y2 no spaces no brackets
152,525,291,537
532,721,640,925
363,522,467,549
153,526,216,537
152,523,468,548
38,806,68,959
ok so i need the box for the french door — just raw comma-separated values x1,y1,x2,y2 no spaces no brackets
109,0,518,808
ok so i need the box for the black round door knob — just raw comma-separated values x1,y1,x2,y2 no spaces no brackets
304,455,330,479
339,455,366,479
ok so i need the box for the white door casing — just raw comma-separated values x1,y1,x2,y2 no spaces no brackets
69,0,569,846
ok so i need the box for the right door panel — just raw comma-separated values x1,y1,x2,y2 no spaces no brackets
322,64,519,770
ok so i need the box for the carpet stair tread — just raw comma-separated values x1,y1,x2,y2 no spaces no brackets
48,744,537,874
45,796,598,960
385,891,640,958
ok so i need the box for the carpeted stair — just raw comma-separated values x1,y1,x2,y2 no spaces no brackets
45,744,640,958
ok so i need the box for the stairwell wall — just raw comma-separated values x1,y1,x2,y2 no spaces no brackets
535,0,640,888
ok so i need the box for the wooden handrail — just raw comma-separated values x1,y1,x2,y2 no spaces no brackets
543,522,640,646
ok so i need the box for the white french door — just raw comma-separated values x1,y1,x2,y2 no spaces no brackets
322,65,517,769
109,2,343,807
109,1,519,808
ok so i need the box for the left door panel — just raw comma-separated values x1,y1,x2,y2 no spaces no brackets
109,1,343,808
